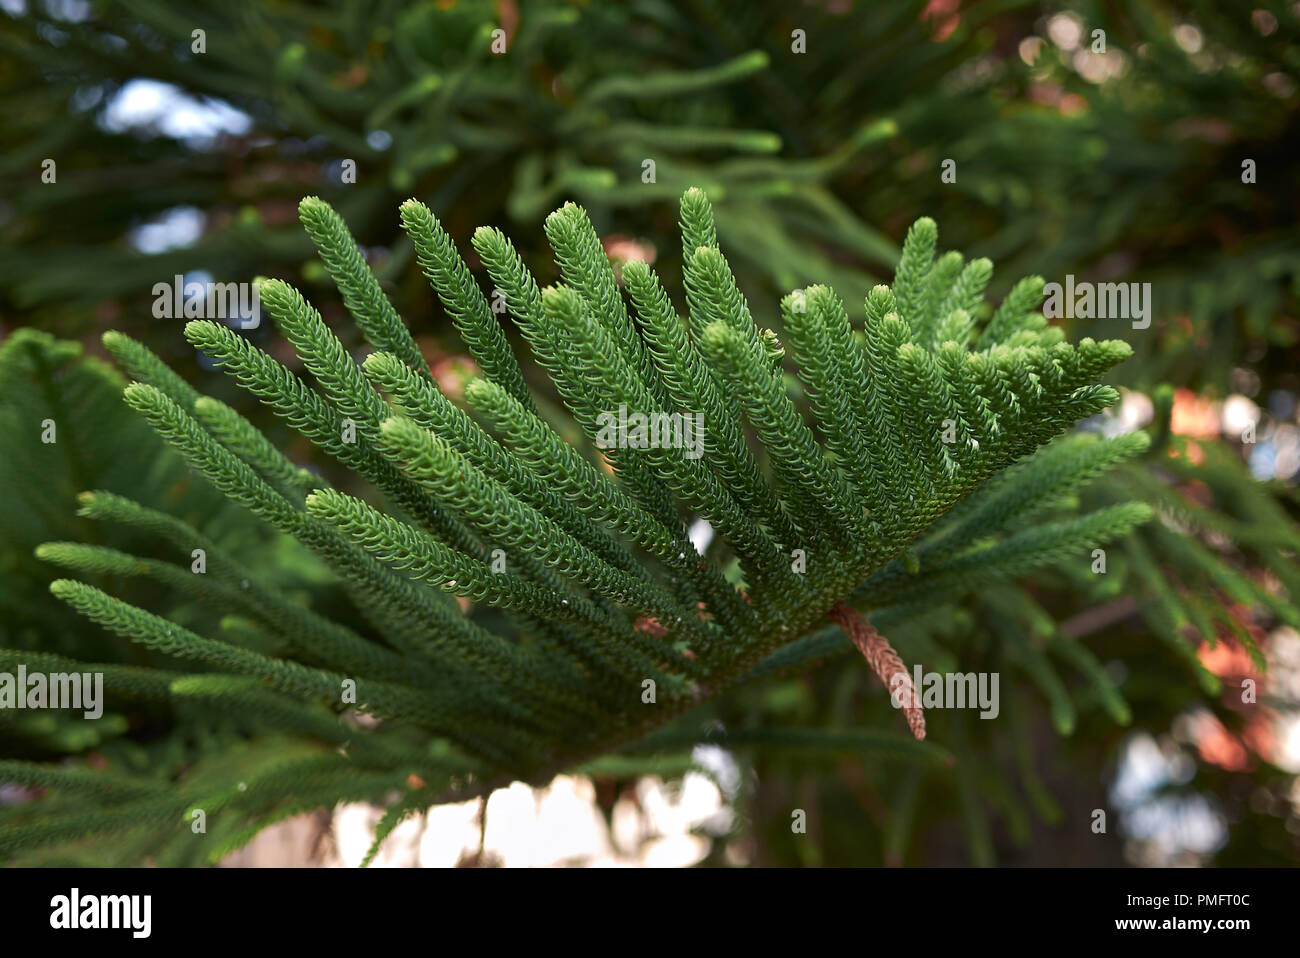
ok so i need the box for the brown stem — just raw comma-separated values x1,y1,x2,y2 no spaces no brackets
828,601,926,741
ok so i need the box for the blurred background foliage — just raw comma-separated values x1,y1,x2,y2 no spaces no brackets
2,0,1299,866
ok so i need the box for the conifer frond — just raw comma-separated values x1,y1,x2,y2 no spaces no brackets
25,189,1166,862
299,196,430,379
400,199,533,411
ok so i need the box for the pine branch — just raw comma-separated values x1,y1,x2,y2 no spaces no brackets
21,188,1162,863
400,199,532,411
299,195,430,378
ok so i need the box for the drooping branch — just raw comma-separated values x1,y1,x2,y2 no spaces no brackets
828,601,926,740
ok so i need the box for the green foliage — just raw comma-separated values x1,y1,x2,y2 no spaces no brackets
1,0,1296,870
1,188,1174,865
7,0,1295,399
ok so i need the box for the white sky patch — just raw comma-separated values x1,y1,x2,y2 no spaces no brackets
44,0,90,20
691,744,741,798
1110,727,1226,863
325,773,727,868
128,205,205,254
100,78,252,144
687,517,714,554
